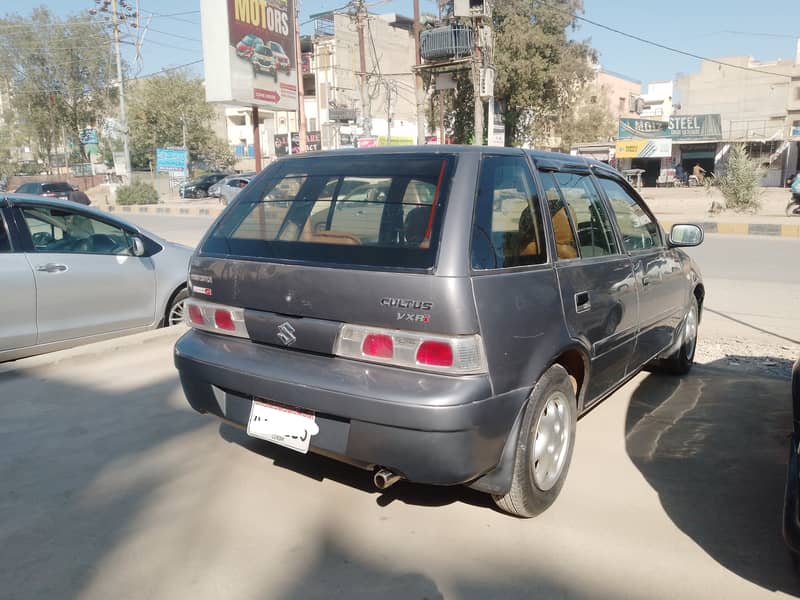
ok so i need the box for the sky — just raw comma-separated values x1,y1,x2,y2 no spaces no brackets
2,0,798,91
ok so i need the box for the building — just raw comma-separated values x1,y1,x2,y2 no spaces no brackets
638,81,674,120
676,47,800,185
596,68,641,123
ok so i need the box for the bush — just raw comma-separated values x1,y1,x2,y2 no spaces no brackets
116,181,159,205
715,144,763,212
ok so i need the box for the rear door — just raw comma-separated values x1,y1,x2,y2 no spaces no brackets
595,175,684,368
538,170,638,403
17,204,157,343
0,206,37,351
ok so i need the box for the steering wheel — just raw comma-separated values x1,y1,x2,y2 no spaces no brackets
31,232,54,247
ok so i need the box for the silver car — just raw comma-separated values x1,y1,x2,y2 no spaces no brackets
212,173,254,205
0,195,192,362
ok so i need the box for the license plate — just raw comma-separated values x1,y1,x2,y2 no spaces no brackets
246,400,318,454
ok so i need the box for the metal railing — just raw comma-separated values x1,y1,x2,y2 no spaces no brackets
420,25,474,61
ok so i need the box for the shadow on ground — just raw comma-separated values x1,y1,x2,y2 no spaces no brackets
625,364,800,595
218,423,495,512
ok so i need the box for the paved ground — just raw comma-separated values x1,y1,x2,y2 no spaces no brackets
0,328,797,599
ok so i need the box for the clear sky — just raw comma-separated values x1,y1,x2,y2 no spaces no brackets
2,0,798,90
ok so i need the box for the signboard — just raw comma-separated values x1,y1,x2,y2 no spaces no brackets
356,136,379,148
305,130,321,151
489,100,505,147
274,133,289,156
276,131,322,155
618,114,722,141
340,133,353,147
201,0,298,112
615,139,673,159
79,127,98,145
156,147,188,172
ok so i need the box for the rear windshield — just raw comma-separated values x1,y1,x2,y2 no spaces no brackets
42,182,73,193
202,154,454,270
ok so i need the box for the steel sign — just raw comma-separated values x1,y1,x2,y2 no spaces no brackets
618,114,722,141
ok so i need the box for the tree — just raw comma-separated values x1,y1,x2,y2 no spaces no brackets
126,72,233,171
556,83,615,150
0,7,116,172
714,144,763,212
494,0,596,147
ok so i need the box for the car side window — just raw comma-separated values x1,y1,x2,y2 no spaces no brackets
0,213,11,252
471,155,547,270
21,206,133,255
552,172,619,258
597,177,663,251
538,172,579,260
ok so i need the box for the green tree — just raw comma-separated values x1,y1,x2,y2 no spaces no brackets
0,7,116,172
126,72,233,171
714,144,763,212
556,83,615,150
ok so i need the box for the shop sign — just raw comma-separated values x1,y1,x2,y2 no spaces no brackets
615,138,673,158
619,114,722,140
618,118,670,140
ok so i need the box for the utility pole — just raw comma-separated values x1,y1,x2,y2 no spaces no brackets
295,2,307,152
472,47,483,146
385,81,393,145
413,0,425,145
111,0,131,183
355,0,371,135
252,106,262,172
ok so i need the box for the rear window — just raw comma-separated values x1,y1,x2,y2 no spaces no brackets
42,182,73,193
202,154,454,270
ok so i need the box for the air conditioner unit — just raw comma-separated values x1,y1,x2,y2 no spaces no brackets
454,0,491,19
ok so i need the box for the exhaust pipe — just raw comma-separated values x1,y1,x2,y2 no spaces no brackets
373,468,402,490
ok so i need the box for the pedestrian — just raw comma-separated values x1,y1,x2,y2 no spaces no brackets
675,162,687,185
692,163,706,184
68,187,91,206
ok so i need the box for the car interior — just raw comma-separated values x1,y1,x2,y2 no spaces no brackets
22,208,133,255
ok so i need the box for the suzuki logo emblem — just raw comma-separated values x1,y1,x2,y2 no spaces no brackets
277,321,296,346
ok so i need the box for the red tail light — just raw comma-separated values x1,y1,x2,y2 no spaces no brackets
362,334,394,358
188,304,205,325
214,309,236,331
416,340,454,367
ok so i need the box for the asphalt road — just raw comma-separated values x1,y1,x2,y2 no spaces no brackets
124,211,800,346
0,328,796,599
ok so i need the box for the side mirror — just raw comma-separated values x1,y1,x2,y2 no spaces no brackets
131,236,146,257
669,224,703,248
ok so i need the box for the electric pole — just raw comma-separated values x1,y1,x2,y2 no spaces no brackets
355,0,371,135
111,0,131,182
295,2,307,152
413,0,425,145
385,81,393,145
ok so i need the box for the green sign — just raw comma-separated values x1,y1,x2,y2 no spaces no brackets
618,114,722,141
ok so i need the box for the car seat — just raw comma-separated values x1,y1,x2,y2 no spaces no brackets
404,205,431,247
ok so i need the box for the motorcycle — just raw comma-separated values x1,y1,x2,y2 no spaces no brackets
788,194,800,217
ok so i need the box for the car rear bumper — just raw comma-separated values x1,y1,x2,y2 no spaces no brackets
174,329,527,486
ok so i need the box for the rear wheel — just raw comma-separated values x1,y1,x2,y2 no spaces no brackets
165,288,188,327
493,365,577,518
787,199,800,217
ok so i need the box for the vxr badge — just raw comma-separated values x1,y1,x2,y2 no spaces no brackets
277,322,297,346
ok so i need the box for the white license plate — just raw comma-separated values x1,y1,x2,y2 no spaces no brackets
246,400,318,454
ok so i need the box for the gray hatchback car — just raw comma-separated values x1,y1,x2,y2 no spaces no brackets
174,146,704,517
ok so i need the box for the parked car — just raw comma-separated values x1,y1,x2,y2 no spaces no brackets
180,173,228,199
174,147,705,517
269,40,291,73
235,33,263,59
214,174,255,205
1,194,192,362
251,43,277,80
784,354,800,566
14,181,76,201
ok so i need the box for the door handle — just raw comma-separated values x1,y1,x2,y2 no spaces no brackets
35,263,68,273
575,291,591,313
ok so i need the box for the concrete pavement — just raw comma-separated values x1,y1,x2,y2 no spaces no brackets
0,327,797,599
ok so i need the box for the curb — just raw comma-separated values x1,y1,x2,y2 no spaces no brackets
100,204,225,218
660,221,800,238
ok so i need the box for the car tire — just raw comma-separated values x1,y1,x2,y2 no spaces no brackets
654,296,699,376
165,288,189,327
493,364,577,518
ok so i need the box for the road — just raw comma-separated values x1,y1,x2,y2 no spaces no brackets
0,328,796,599
125,211,800,349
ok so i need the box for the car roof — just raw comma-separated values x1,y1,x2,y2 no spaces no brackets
0,194,149,234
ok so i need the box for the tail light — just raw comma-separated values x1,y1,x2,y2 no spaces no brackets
334,324,487,375
184,298,249,339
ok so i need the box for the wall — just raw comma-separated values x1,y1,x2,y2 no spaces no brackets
596,69,641,122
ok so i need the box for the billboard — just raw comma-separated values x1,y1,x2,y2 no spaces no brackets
156,148,188,172
201,0,298,112
618,114,722,141
615,139,672,159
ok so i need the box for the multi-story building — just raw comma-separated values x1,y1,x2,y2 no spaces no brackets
676,47,800,185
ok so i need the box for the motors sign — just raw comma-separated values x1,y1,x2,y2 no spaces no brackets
618,114,722,141
201,0,298,112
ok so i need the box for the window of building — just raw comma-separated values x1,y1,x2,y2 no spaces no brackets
471,155,547,269
795,87,800,101
590,96,597,104
619,97,626,112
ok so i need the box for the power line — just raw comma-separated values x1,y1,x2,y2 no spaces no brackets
532,0,795,80
128,59,203,80
146,27,202,43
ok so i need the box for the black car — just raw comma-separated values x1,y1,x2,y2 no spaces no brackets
180,173,228,199
14,181,76,201
784,356,800,563
174,146,705,517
